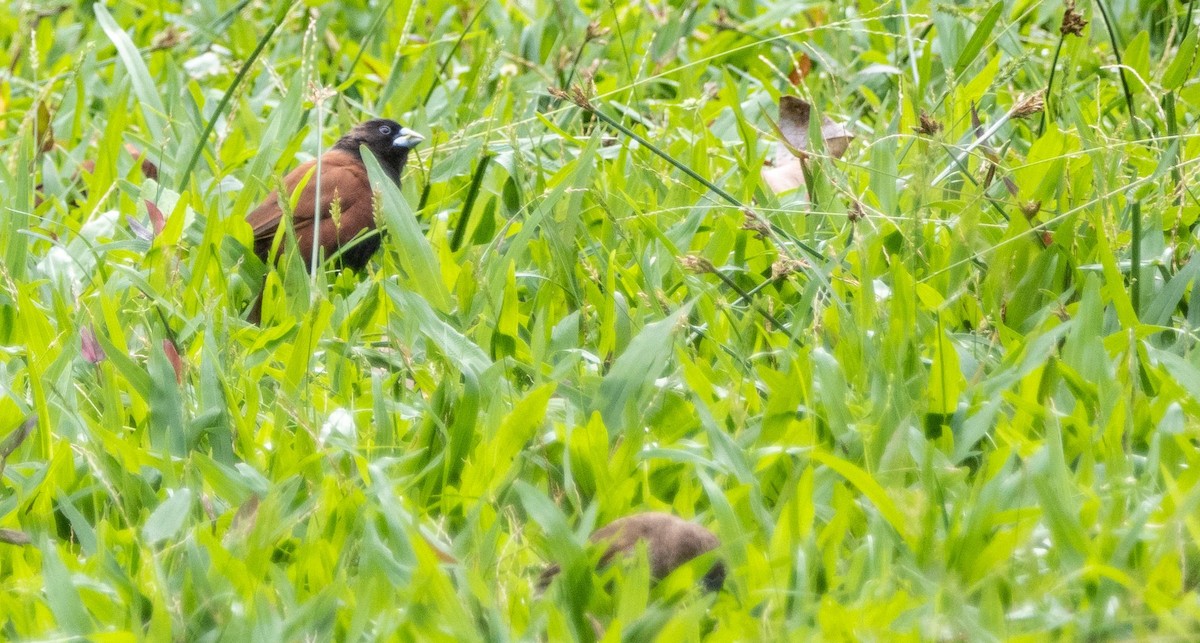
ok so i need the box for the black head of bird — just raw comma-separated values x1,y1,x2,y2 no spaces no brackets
331,119,425,185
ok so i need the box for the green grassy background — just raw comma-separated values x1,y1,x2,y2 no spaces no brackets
2,0,1200,639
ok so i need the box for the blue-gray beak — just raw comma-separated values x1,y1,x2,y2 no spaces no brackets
393,127,425,149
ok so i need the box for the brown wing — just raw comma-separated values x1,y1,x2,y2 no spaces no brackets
591,512,719,580
245,150,376,268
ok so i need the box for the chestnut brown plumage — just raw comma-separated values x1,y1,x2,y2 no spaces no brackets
245,119,423,322
537,512,725,592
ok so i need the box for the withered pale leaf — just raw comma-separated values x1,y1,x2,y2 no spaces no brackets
763,95,854,194
762,163,808,195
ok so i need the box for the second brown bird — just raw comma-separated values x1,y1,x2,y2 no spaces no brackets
538,512,725,592
245,118,423,322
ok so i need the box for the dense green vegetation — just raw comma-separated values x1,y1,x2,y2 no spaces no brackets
2,0,1199,639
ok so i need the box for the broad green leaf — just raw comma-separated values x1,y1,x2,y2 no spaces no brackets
41,539,93,635
1029,428,1090,565
143,488,193,545
1015,127,1068,202
385,282,491,375
596,302,694,436
809,449,916,550
928,326,964,415
955,2,1003,75
363,149,451,311
1123,30,1151,94
961,55,1000,105
92,5,167,138
1163,30,1199,90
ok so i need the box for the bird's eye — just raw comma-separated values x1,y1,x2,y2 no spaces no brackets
379,125,392,136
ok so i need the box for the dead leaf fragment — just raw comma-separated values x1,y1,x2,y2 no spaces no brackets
762,95,854,194
777,96,853,159
761,162,807,195
788,53,813,86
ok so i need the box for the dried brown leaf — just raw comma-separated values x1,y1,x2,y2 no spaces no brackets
762,95,853,194
788,53,812,86
762,162,808,195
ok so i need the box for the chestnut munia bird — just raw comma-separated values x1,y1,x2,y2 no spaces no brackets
245,118,424,322
537,512,725,593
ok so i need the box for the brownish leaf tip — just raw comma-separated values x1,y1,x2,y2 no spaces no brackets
36,102,55,153
788,53,813,86
421,533,458,564
231,495,260,532
145,200,165,236
162,339,184,384
123,144,160,180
